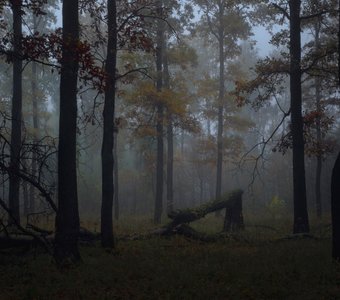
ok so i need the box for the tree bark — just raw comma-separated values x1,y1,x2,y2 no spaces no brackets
114,130,119,221
315,78,322,218
30,25,39,215
332,0,340,260
154,0,164,224
8,0,23,224
223,192,244,232
101,0,117,248
215,2,224,203
313,20,322,218
338,0,340,85
29,15,39,215
164,40,174,214
289,0,309,234
54,0,81,265
332,152,340,260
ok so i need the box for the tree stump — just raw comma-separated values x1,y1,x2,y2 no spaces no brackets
223,190,244,232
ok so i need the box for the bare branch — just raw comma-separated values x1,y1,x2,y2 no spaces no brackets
239,108,291,186
271,3,290,20
0,197,53,255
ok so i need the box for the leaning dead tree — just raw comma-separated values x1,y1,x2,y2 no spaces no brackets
0,123,58,216
157,189,244,240
0,111,58,251
0,112,100,254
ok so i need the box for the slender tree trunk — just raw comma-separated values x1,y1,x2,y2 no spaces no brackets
216,4,224,202
154,0,164,224
164,40,174,214
54,0,81,265
313,20,322,218
30,62,38,214
30,27,39,214
289,0,309,233
338,0,340,86
8,0,23,223
332,0,340,260
114,131,119,221
332,152,340,260
101,0,117,248
315,77,322,218
166,118,174,212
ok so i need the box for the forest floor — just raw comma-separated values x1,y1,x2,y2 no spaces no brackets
0,215,339,300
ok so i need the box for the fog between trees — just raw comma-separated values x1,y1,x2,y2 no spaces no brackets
0,0,340,263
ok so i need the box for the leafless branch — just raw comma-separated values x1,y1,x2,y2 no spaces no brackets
239,108,291,187
271,3,290,20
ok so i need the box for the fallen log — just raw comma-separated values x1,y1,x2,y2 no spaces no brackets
0,197,53,254
166,189,244,233
0,235,37,249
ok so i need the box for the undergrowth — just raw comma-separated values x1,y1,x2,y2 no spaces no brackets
0,216,338,300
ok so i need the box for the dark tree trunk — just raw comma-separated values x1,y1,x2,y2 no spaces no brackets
114,131,119,221
30,14,39,214
315,77,322,218
101,0,117,248
154,0,164,224
30,61,38,214
338,0,340,85
164,41,174,214
30,17,39,213
54,0,81,265
332,152,340,260
8,0,23,223
313,20,322,218
289,0,309,234
332,0,340,260
223,192,244,232
216,3,224,203
166,118,173,212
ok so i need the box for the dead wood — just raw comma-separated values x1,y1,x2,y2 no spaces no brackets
0,197,53,254
166,189,244,232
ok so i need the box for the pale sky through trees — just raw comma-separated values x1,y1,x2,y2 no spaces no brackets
253,26,273,56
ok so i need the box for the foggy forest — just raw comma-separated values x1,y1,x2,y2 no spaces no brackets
1,0,340,299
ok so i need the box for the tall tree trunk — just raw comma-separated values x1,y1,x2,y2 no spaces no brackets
289,0,309,234
8,0,23,223
313,19,322,218
216,3,224,202
164,40,174,214
338,0,340,86
332,152,340,260
54,0,81,265
315,77,322,218
332,0,340,260
154,0,164,224
30,60,38,215
30,14,39,214
114,131,119,221
101,0,117,248
29,14,40,214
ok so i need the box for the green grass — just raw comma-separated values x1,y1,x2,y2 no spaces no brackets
0,216,339,300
